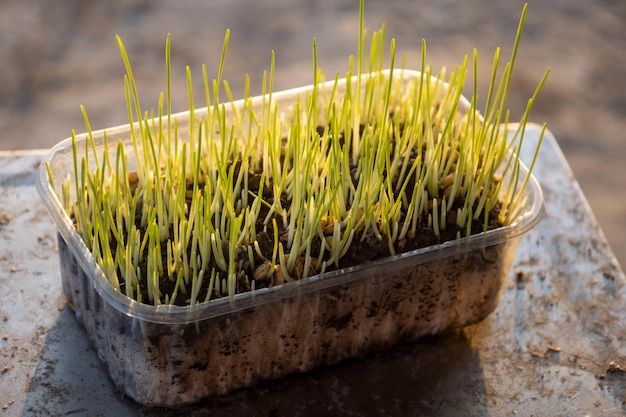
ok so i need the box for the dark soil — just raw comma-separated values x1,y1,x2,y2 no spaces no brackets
102,125,503,306
129,192,499,306
129,194,500,306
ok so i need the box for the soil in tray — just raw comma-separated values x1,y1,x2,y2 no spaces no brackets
125,197,500,306
123,174,501,306
88,123,504,306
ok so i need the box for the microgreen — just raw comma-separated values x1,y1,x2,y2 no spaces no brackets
52,1,548,306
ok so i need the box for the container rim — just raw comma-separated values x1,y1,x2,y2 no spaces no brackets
36,70,544,324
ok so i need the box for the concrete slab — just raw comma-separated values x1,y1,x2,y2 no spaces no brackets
1,125,625,415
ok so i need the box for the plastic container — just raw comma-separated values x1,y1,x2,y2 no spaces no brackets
36,70,544,407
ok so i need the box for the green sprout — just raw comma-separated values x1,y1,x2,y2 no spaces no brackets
51,1,549,306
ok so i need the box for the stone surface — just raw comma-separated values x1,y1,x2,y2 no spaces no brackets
2,125,626,415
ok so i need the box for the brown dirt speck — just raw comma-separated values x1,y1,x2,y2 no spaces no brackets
0,212,10,226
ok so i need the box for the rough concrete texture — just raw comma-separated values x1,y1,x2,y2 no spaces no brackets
2,129,626,416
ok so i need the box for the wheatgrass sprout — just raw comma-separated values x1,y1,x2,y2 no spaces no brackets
50,1,548,306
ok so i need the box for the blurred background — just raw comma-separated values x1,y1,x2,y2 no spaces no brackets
1,0,625,266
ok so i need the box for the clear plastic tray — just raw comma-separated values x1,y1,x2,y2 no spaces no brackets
37,70,544,407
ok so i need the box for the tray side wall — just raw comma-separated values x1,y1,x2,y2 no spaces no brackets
59,233,518,407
